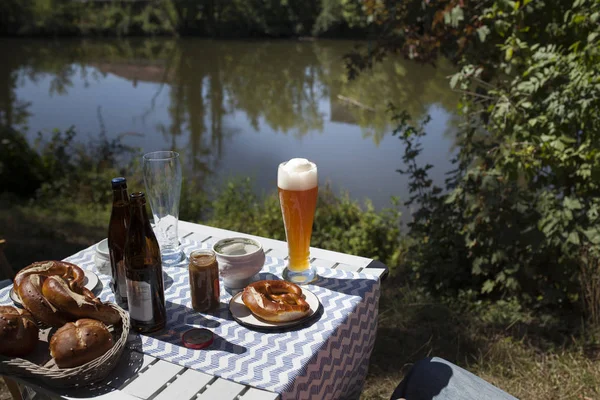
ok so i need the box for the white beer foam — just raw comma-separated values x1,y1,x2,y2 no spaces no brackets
278,158,318,191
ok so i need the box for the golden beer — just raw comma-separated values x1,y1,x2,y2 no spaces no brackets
278,186,318,271
278,158,318,284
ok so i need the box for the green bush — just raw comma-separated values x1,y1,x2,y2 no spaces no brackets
312,188,402,266
33,128,139,209
1,127,403,268
375,0,600,310
0,0,368,37
203,178,403,266
0,126,46,197
0,0,177,36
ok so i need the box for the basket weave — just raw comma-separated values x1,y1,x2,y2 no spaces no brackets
0,304,130,388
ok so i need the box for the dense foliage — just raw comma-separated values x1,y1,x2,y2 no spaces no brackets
0,0,367,37
356,0,600,309
0,125,141,212
207,178,402,266
0,126,402,267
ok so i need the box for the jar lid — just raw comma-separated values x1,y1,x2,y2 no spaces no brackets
189,249,216,267
182,328,214,350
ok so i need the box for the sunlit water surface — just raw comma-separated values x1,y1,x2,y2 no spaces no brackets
0,38,459,211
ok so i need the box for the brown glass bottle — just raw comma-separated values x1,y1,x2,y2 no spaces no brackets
189,250,220,312
108,177,130,308
124,192,166,333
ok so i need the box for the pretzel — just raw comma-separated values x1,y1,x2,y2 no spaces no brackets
242,280,311,322
42,276,120,325
14,261,120,327
16,273,71,327
14,261,86,292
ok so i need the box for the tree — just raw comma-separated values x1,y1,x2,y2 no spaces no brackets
350,0,600,306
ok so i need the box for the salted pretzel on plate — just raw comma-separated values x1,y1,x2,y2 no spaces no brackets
242,280,311,322
14,261,120,327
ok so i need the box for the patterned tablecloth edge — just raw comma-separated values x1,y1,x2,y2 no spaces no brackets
1,239,382,397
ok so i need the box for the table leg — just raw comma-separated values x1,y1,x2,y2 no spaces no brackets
2,377,23,400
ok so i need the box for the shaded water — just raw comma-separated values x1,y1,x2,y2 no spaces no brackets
0,38,459,209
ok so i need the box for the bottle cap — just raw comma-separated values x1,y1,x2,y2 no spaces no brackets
111,177,127,188
182,328,214,350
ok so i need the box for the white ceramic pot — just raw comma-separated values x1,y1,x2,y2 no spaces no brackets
94,238,111,276
212,237,265,289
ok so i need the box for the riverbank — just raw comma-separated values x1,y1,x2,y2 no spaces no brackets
1,123,599,398
0,37,459,211
3,0,600,397
1,200,598,399
0,0,368,38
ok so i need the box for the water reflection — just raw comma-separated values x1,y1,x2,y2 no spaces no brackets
0,38,459,208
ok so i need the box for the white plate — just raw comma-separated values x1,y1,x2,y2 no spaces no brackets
10,270,101,307
229,287,321,330
82,269,100,292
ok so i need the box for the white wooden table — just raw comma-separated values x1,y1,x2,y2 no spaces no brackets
6,221,387,400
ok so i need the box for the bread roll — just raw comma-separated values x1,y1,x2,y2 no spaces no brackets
50,319,113,369
0,306,39,357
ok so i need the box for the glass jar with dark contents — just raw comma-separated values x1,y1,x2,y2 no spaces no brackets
189,249,220,312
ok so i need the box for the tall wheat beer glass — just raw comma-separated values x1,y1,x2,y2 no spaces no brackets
278,158,318,284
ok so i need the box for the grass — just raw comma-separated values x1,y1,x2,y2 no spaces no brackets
0,200,108,269
360,274,600,400
1,203,600,400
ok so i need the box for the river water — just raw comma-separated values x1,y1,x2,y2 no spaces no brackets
0,38,459,210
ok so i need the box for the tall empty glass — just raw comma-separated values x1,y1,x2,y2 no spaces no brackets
278,158,318,284
142,151,184,265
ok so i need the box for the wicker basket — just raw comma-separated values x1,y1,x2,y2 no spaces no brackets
0,304,130,388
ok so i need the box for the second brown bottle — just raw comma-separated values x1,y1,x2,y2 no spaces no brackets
108,177,130,309
124,192,167,333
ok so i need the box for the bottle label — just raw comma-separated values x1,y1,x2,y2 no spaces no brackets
127,279,153,322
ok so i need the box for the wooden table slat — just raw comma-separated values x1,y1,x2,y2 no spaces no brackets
364,259,390,281
200,235,224,246
265,248,287,260
104,351,157,390
362,267,387,279
183,232,212,244
179,230,194,239
121,360,184,399
311,258,337,269
196,378,245,399
64,390,141,400
304,247,370,267
152,369,213,400
10,375,139,400
239,387,281,400
179,222,285,252
335,263,363,273
178,222,372,267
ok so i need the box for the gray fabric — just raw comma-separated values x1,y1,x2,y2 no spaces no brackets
391,357,518,400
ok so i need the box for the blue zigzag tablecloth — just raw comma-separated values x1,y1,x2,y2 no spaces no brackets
1,238,381,400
